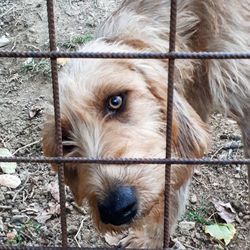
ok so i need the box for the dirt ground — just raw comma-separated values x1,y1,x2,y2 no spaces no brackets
0,0,249,249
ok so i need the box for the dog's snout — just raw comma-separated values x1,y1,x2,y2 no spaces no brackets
98,186,138,226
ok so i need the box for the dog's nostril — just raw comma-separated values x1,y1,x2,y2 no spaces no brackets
121,203,136,216
98,186,138,226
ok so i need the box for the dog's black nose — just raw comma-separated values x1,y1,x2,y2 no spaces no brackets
98,186,138,226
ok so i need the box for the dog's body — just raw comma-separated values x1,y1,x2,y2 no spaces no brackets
43,0,250,248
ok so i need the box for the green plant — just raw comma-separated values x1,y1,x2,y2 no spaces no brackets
6,219,41,246
183,202,215,225
184,208,211,225
61,33,93,49
22,58,51,75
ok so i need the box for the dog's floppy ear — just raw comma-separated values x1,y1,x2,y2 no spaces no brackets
132,60,209,158
42,115,57,162
42,115,71,167
172,93,209,158
146,84,209,158
42,116,87,205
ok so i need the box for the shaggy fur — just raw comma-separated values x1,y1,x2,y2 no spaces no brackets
43,0,250,248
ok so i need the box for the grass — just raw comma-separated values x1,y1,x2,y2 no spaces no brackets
184,208,211,225
183,202,215,225
61,33,93,49
21,33,93,74
6,219,41,246
22,58,51,75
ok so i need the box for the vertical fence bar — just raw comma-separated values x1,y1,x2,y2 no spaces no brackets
163,0,177,248
248,166,250,210
46,0,68,247
0,0,249,249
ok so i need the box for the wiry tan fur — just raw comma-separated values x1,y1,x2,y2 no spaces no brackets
43,0,250,248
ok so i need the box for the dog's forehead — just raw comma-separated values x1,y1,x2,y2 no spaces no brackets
59,58,144,99
57,52,151,122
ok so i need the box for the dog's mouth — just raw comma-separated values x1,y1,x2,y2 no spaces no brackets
97,186,138,226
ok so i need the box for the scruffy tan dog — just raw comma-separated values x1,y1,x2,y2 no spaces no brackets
43,0,250,248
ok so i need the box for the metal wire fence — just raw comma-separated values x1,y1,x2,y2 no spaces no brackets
0,0,249,249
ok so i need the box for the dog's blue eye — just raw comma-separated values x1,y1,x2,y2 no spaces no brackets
108,95,123,110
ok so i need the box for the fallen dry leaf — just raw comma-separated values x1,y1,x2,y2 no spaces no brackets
35,211,52,224
0,148,17,174
35,202,61,224
47,203,61,215
0,174,21,189
212,200,236,223
47,181,60,202
28,105,42,119
0,35,10,47
205,223,236,246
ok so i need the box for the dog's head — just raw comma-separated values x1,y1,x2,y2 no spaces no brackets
43,40,209,233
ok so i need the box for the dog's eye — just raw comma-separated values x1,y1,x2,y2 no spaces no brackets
62,140,75,153
62,132,76,154
108,95,123,110
107,94,124,112
104,92,127,117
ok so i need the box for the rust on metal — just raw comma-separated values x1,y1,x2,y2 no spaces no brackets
0,156,250,165
164,0,177,248
0,156,250,167
0,0,249,249
0,247,144,250
1,51,250,59
46,0,68,247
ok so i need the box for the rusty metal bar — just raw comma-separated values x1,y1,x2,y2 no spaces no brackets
46,0,68,247
163,0,177,248
0,156,250,165
1,51,250,59
0,0,249,249
0,247,149,250
0,247,153,250
248,166,250,211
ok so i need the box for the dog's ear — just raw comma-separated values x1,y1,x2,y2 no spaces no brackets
130,60,169,119
134,61,209,158
42,115,71,168
42,115,57,163
42,116,87,205
172,93,209,158
145,83,209,158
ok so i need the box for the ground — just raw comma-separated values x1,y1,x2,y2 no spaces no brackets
0,0,249,249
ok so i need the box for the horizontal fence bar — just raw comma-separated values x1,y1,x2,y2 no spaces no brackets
0,247,148,250
1,51,250,59
0,247,156,250
0,156,249,165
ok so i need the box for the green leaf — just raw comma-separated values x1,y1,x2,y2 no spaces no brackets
205,223,236,245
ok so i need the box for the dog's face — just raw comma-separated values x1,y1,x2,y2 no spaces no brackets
43,41,208,233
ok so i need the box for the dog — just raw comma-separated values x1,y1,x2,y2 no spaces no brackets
43,0,250,248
